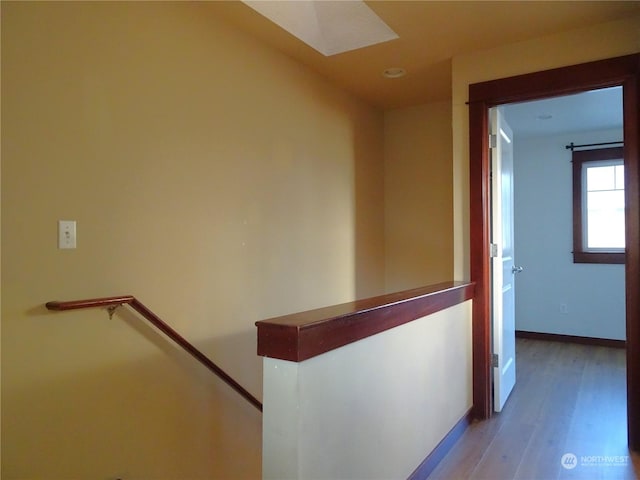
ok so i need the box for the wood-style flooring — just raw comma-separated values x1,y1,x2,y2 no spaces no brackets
429,338,640,479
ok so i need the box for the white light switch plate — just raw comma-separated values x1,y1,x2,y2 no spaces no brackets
58,220,76,249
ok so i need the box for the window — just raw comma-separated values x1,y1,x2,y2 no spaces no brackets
572,146,625,264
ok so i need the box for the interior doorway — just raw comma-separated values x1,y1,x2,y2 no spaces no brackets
506,89,625,344
489,88,626,414
468,54,640,450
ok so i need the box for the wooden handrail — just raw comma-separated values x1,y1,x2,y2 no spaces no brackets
256,281,475,362
46,296,263,412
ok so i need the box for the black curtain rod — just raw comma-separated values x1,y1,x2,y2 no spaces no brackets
565,141,623,151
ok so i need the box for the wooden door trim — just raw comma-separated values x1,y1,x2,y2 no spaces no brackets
467,53,640,449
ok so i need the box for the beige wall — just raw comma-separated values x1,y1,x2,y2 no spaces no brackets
10,2,629,478
384,101,453,292
452,15,640,279
1,2,385,478
262,301,472,480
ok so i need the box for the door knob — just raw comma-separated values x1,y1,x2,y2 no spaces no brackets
512,265,524,274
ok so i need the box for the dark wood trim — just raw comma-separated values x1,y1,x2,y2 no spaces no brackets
468,54,640,106
515,330,626,349
572,146,625,162
255,281,475,362
469,100,492,421
572,146,625,264
408,409,473,480
573,252,625,264
623,68,640,451
46,295,263,412
467,53,640,451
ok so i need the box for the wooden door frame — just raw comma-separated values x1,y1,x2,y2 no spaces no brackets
468,53,640,449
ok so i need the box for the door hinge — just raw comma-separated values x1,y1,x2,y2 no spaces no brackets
490,243,498,258
489,133,497,149
492,353,499,368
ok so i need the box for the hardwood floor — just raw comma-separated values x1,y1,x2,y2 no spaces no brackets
429,338,640,479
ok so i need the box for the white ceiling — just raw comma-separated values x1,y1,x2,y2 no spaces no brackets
503,87,623,139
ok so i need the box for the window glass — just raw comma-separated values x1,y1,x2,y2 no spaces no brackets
586,165,615,191
584,161,624,250
586,189,625,248
615,165,625,189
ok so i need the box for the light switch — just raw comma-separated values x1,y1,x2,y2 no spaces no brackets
58,220,77,249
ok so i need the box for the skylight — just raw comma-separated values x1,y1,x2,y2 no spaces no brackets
243,0,399,56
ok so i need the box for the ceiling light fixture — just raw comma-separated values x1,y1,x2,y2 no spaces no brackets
383,67,406,79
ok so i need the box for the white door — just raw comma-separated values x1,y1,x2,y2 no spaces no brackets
490,107,519,412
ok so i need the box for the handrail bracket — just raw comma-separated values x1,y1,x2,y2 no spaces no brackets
106,305,121,319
